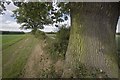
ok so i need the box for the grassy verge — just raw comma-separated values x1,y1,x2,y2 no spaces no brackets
116,35,120,51
116,34,120,77
0,35,1,78
45,27,70,61
2,34,38,78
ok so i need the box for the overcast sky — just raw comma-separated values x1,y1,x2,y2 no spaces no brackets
0,2,119,33
0,2,71,32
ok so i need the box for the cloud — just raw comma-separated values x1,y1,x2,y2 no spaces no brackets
1,20,21,31
0,2,30,32
116,23,120,33
0,1,71,32
5,1,18,11
116,17,120,33
41,25,59,32
0,2,59,32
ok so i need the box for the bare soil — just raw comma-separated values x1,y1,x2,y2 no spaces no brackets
21,40,64,78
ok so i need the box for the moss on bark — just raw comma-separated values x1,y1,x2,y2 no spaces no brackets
63,3,119,78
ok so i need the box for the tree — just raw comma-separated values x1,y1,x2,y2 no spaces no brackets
13,2,65,34
13,2,53,34
61,2,119,78
0,1,10,14
13,2,119,78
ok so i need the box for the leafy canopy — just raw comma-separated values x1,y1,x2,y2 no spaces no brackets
0,1,11,14
13,2,54,30
12,2,71,30
1,1,72,30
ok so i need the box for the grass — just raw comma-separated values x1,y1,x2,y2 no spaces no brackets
1,33,120,78
0,35,1,78
116,35,120,51
2,34,39,78
0,35,2,45
116,34,120,77
45,28,70,62
2,34,25,50
46,34,56,39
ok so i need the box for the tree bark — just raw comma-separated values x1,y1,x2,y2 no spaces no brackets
63,2,119,78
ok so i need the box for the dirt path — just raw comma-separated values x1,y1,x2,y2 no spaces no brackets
21,40,54,78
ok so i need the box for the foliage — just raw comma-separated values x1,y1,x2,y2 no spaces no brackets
2,31,25,34
13,2,53,30
0,1,11,14
116,35,120,70
74,63,108,78
12,2,69,31
56,26,70,54
46,26,70,60
31,29,37,35
34,30,47,40
45,32,56,34
37,64,60,78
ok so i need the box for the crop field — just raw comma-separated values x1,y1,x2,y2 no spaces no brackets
2,35,25,50
2,34,39,78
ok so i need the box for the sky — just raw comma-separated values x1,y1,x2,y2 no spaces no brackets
0,2,71,32
116,17,120,33
0,2,120,33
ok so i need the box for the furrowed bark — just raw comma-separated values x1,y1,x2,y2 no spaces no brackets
63,2,119,78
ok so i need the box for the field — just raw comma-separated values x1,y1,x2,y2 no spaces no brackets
2,34,40,78
2,35,25,49
1,34,120,78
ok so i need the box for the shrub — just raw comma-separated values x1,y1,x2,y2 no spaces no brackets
35,30,46,40
31,29,37,35
46,26,70,60
56,27,70,54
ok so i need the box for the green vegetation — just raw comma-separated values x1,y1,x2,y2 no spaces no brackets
2,32,120,78
1,2,119,78
35,30,47,40
0,35,2,47
2,34,25,49
116,34,120,76
116,34,120,51
74,63,108,78
46,34,56,39
0,35,2,43
45,27,70,61
2,34,39,78
0,54,1,78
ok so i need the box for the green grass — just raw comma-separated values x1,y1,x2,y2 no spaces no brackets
2,33,120,78
46,34,56,39
116,35,120,51
2,34,25,50
116,34,120,78
2,34,39,78
0,35,1,78
0,35,2,44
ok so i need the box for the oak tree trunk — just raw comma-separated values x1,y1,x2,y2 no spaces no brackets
63,3,119,78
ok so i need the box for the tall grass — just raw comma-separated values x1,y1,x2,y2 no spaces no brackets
45,27,70,61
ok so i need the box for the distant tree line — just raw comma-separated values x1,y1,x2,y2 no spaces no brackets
45,32,56,34
116,33,120,35
1,31,25,34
